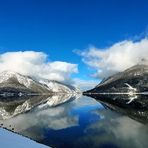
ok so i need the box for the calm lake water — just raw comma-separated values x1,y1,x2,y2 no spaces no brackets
1,95,148,148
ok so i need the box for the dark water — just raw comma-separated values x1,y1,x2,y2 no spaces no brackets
1,95,148,148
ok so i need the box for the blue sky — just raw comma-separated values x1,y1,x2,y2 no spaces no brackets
0,0,148,81
0,1,148,147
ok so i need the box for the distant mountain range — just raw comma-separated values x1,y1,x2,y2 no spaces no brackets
1,65,148,120
0,71,80,97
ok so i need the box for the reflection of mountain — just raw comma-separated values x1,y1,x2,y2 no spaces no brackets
84,64,148,123
86,94,148,123
84,64,148,94
0,93,80,120
0,95,79,143
0,71,81,120
46,93,78,107
0,95,51,120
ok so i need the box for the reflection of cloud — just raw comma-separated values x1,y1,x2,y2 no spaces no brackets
84,109,148,148
47,116,78,130
35,104,79,130
0,51,78,83
112,117,142,140
0,96,99,134
73,96,102,109
1,97,79,141
76,38,148,78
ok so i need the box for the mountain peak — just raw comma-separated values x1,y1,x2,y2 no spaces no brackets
0,70,22,77
84,64,148,94
124,64,148,72
0,71,80,95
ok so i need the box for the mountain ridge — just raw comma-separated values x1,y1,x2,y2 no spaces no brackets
84,64,148,94
0,70,80,96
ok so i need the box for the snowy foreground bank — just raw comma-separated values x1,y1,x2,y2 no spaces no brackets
0,128,49,148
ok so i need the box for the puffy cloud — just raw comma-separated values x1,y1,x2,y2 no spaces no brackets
77,38,148,79
0,51,78,83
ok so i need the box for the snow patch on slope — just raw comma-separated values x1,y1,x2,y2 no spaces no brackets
0,71,82,94
0,71,33,88
39,79,81,94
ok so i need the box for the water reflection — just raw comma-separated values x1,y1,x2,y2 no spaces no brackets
0,93,77,120
1,94,148,148
0,95,51,120
85,93,148,123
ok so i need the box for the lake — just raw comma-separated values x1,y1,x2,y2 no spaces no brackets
1,95,148,148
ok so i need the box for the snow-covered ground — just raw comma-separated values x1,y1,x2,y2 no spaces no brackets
0,128,49,148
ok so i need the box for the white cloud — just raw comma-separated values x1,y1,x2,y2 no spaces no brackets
0,51,78,83
77,38,148,79
73,78,99,91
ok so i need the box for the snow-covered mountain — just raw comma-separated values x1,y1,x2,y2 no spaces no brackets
0,71,81,120
84,64,148,106
84,64,148,94
0,71,51,95
0,71,81,96
39,79,81,94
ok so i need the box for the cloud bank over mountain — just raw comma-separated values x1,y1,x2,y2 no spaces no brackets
77,38,148,79
0,51,78,83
